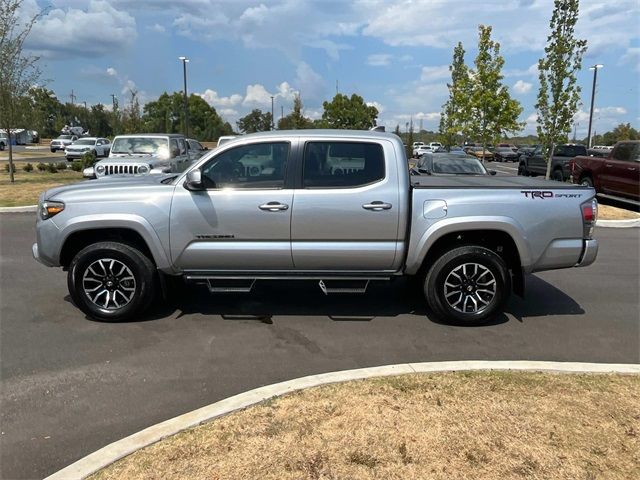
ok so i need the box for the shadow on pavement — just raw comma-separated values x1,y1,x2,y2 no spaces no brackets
134,274,584,327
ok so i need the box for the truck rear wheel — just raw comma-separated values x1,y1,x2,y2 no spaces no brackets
424,246,511,325
68,242,156,322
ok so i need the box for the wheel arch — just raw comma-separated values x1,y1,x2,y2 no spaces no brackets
57,217,171,271
407,221,528,297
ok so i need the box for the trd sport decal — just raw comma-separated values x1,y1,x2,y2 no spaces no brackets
521,191,582,199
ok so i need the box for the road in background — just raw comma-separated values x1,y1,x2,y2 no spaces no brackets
1,212,639,479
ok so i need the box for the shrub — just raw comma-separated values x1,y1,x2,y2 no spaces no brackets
81,150,97,168
57,161,68,171
46,163,58,173
23,163,34,172
71,161,83,172
4,163,15,173
37,162,47,171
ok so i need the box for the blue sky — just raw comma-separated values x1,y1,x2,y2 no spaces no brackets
22,0,640,137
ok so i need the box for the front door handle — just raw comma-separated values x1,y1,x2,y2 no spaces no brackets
362,201,392,211
605,164,613,168
259,202,289,212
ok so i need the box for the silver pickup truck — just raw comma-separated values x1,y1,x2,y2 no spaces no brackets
33,130,598,325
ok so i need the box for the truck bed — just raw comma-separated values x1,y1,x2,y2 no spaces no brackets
411,175,587,189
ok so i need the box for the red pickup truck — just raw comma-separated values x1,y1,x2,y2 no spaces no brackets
570,140,639,203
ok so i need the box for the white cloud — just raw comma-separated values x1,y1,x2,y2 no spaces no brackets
200,89,243,108
219,108,238,117
148,23,166,33
25,0,137,58
367,54,392,67
420,65,450,82
619,47,640,72
366,101,385,113
242,84,273,107
294,62,326,102
106,67,118,77
513,80,533,94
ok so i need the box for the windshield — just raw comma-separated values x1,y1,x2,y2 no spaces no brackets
111,137,169,156
73,139,95,145
496,148,514,153
432,156,487,175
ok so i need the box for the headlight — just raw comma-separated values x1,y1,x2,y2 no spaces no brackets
138,164,149,174
40,201,65,220
95,165,105,174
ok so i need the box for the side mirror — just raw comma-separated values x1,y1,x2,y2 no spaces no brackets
82,167,96,179
184,169,205,191
488,170,497,176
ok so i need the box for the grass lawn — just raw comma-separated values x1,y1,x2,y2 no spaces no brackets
0,170,83,207
598,204,640,220
91,371,640,480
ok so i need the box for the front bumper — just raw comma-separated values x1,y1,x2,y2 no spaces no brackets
32,242,55,267
576,239,598,267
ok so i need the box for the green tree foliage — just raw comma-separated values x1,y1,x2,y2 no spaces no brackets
0,0,42,182
121,89,142,134
468,25,523,157
320,93,378,130
237,109,273,133
142,92,232,140
536,0,587,178
20,87,60,138
588,123,639,145
439,42,472,148
277,94,312,130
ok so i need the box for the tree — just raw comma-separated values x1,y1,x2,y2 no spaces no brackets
237,109,272,133
536,0,587,179
468,25,523,159
321,93,378,130
394,124,401,136
0,0,42,182
406,118,414,159
277,94,312,130
121,89,142,134
439,42,472,148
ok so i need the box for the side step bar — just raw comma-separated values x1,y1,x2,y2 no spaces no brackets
184,275,389,295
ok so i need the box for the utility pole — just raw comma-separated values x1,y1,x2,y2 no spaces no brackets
270,96,274,130
110,94,117,111
69,90,76,105
83,101,87,109
586,64,603,149
336,80,339,96
179,56,190,137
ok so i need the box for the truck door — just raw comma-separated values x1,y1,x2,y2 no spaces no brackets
170,141,295,271
291,140,401,271
602,142,640,199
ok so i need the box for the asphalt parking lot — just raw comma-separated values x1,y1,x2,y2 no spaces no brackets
1,213,639,479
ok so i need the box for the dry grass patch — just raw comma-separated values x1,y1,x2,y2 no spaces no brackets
598,204,640,220
91,372,640,480
0,170,83,207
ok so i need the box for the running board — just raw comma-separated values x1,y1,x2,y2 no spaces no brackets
184,275,389,294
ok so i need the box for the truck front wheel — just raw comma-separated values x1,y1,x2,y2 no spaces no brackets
68,242,156,322
424,246,511,325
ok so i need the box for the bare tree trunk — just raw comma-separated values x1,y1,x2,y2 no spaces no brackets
6,128,15,183
544,142,555,180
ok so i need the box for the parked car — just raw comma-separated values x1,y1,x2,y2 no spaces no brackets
518,144,587,181
467,146,494,161
50,135,78,152
216,135,236,147
412,142,426,157
414,145,434,157
187,138,208,162
411,152,496,176
428,142,443,150
570,140,639,203
64,137,111,161
34,129,598,326
497,143,518,151
84,134,191,179
517,145,538,157
0,133,6,151
493,147,519,162
586,148,610,158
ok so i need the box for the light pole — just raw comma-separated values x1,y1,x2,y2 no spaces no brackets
270,96,274,130
586,64,603,149
178,56,190,137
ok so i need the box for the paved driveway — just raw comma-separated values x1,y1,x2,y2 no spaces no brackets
1,213,638,479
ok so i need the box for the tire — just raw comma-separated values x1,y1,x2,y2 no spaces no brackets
424,246,511,325
551,169,564,182
580,176,593,188
517,163,529,176
68,242,156,322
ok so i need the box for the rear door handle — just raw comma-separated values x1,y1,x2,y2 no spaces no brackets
259,202,289,212
362,201,392,211
605,164,613,168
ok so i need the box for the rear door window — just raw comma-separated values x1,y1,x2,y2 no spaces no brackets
303,142,385,188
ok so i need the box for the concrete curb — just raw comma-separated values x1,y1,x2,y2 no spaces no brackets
0,205,37,213
0,206,638,227
596,218,640,228
45,360,640,480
